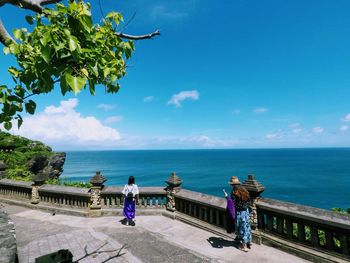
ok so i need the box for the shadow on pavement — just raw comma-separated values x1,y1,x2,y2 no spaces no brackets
207,237,240,249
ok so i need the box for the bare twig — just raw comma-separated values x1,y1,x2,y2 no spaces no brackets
74,241,108,262
120,12,136,32
97,0,104,19
116,29,160,40
101,244,128,263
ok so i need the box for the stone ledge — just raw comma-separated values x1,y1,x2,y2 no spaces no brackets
259,231,350,263
174,189,226,210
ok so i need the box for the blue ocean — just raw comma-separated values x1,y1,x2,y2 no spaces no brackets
61,148,350,210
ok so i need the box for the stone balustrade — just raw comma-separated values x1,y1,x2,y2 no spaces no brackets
101,186,167,209
174,189,227,229
38,184,90,209
256,198,350,261
0,179,32,200
0,174,350,262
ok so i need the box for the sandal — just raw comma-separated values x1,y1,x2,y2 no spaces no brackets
239,245,249,252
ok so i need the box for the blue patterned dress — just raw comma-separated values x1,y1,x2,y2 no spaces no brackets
232,195,252,244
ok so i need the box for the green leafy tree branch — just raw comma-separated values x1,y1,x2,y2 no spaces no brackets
0,0,159,130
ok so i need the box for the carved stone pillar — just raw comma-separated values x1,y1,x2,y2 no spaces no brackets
242,174,265,230
31,173,46,204
89,171,106,210
165,172,182,212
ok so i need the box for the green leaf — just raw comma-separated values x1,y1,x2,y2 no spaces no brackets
25,16,33,25
65,72,86,95
9,44,20,55
13,29,22,40
17,115,23,129
69,36,78,52
40,31,51,46
25,100,36,114
3,47,10,55
8,67,19,78
88,79,95,95
41,45,51,64
4,122,12,131
103,67,111,78
80,68,89,77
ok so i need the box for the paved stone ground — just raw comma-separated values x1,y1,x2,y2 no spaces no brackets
1,204,311,263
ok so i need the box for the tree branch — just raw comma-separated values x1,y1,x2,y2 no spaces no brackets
116,29,160,40
0,0,62,13
0,18,15,46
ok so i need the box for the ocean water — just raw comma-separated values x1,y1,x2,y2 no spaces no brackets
61,148,350,210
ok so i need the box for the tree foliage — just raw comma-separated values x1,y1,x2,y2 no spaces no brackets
0,131,52,180
0,0,158,130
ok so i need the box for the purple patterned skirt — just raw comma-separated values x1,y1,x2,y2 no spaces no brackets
123,198,136,220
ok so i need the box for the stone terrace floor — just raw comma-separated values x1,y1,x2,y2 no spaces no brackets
1,203,311,263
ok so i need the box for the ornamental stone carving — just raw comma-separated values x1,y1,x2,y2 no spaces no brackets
90,187,102,209
31,173,46,204
242,174,265,230
165,172,182,212
31,185,40,204
89,171,106,210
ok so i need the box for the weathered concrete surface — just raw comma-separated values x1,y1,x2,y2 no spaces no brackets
1,204,310,263
0,209,17,263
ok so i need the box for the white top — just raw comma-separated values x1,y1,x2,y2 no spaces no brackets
122,184,139,196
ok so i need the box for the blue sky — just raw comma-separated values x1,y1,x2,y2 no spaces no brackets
1,0,350,150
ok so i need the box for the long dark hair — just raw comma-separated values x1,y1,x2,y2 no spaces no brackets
128,176,135,185
233,186,250,202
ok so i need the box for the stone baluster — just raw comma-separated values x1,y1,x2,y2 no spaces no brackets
31,173,46,204
165,172,182,212
89,171,106,215
242,174,265,230
0,161,7,179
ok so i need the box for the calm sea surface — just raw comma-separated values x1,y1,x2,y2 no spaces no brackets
61,148,350,210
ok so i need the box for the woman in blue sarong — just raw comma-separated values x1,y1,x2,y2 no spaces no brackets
225,176,252,252
233,184,252,252
122,176,139,226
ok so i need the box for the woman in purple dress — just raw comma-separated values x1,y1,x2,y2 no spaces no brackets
122,176,139,226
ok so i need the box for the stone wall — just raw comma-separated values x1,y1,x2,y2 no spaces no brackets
0,211,17,263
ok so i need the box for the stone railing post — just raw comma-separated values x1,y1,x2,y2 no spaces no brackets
165,172,182,212
89,171,106,210
0,161,7,179
242,174,265,230
31,173,46,204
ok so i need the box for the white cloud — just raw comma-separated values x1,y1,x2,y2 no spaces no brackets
342,113,350,122
288,123,302,133
312,126,324,133
288,123,300,128
266,133,281,140
292,128,303,134
143,96,155,102
167,90,199,107
232,109,241,115
254,108,268,113
97,104,116,112
104,116,123,124
340,125,348,132
151,5,189,20
12,99,121,148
